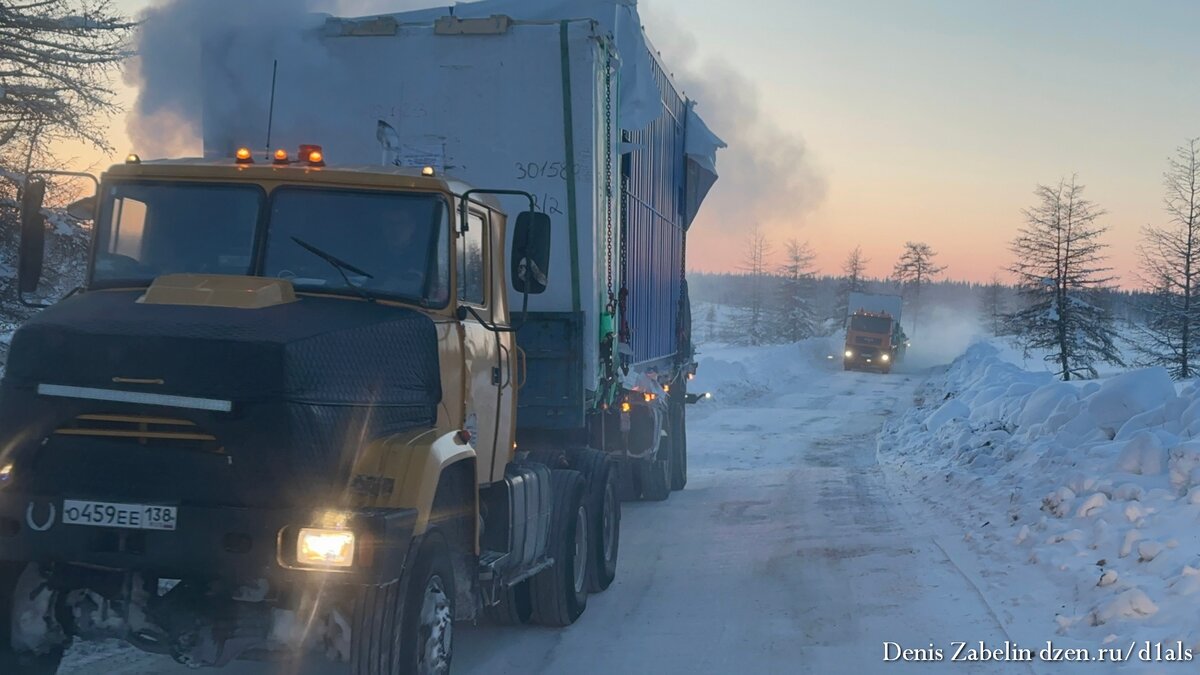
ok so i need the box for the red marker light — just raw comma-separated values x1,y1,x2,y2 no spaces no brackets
299,144,325,167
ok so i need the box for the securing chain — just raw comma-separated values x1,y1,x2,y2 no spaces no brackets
618,127,631,376
604,54,616,311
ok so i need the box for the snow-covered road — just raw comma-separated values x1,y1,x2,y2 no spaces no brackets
62,346,1035,674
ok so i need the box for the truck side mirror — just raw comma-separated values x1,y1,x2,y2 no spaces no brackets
511,211,551,295
18,178,47,295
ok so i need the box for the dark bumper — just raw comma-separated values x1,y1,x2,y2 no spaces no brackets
0,493,416,585
844,357,891,372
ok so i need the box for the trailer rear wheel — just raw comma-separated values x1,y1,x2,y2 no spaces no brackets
638,433,672,501
0,563,63,675
529,470,589,626
669,397,688,491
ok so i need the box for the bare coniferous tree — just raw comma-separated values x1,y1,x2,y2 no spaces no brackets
891,241,945,336
704,303,717,343
836,245,868,323
1132,140,1200,379
771,239,817,342
980,273,1006,335
733,227,773,345
1007,176,1123,380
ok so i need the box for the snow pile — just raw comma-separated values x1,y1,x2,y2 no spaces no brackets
880,341,1200,653
690,335,843,405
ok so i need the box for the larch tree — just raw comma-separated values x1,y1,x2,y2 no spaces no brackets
771,238,817,342
1007,176,1123,380
734,227,773,346
891,241,945,336
1132,140,1200,380
980,273,1007,336
836,245,868,324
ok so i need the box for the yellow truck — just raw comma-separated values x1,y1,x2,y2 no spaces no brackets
0,4,724,672
0,154,608,674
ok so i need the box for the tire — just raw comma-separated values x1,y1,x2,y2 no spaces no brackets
397,533,455,675
638,425,672,502
483,580,531,626
529,470,589,626
0,563,63,675
669,397,688,492
568,450,620,592
352,530,456,672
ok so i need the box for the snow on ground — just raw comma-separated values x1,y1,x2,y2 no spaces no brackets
881,341,1200,671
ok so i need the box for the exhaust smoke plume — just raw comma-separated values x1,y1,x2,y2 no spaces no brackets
639,4,828,271
125,0,426,158
126,0,824,270
898,304,988,372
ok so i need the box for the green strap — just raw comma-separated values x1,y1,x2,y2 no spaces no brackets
559,20,582,313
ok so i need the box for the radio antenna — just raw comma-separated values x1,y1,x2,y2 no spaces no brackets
264,59,278,159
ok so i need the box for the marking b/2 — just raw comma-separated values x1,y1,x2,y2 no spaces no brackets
530,194,563,216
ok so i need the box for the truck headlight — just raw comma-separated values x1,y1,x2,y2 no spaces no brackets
297,528,356,568
881,353,890,362
844,350,854,359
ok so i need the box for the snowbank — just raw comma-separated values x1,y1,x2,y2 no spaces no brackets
690,335,844,406
880,342,1200,655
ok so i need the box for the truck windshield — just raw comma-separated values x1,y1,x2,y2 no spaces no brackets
263,188,449,307
92,182,262,285
850,315,892,333
90,183,451,307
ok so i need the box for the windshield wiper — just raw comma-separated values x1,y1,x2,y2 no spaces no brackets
290,236,377,303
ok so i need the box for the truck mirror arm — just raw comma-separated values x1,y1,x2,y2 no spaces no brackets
457,188,540,332
17,170,99,309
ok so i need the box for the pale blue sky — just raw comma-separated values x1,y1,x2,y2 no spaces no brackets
92,0,1200,283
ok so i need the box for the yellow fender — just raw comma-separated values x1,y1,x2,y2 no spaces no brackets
383,430,476,535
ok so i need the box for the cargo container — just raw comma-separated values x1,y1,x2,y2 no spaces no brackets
200,0,724,498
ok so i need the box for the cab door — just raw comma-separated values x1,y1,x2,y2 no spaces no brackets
458,208,514,484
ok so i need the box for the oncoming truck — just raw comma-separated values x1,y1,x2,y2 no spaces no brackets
0,2,722,673
843,292,906,374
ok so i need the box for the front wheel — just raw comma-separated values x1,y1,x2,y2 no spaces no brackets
396,534,455,675
0,563,63,675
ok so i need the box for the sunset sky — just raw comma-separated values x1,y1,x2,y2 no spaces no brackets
68,0,1200,286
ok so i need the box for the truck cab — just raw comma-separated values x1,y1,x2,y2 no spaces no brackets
0,149,609,674
843,310,906,374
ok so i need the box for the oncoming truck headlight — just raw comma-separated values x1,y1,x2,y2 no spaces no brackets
844,350,854,359
881,353,890,362
297,528,356,568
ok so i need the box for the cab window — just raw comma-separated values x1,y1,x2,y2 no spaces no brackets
459,211,486,305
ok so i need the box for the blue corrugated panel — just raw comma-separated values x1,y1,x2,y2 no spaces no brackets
622,48,686,367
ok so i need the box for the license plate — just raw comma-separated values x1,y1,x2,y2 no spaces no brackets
62,500,177,531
